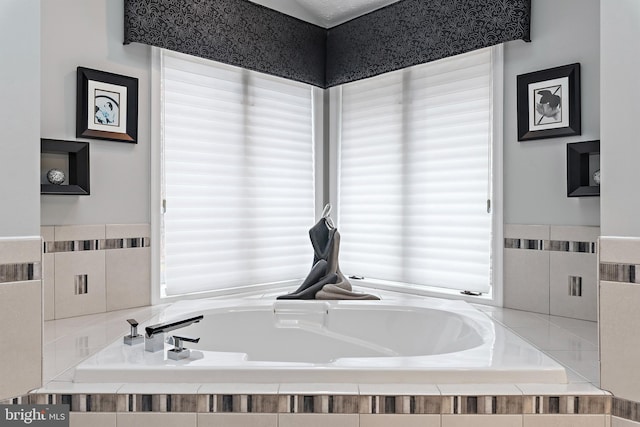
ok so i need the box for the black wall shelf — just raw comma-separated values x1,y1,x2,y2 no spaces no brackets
567,140,600,197
41,139,90,195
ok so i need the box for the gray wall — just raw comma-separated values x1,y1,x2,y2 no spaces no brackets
0,0,41,237
600,0,640,237
39,0,600,230
503,0,600,227
40,0,151,226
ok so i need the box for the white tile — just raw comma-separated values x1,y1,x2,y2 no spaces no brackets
116,413,197,427
550,226,600,242
437,384,522,396
41,226,55,242
43,253,55,320
599,237,640,264
69,412,116,427
117,383,201,394
485,308,551,328
504,249,550,314
509,325,597,352
43,312,105,345
546,315,598,345
360,414,441,427
278,383,359,395
523,414,606,427
471,303,501,313
198,413,278,427
0,236,41,264
54,224,105,241
545,350,599,384
105,223,150,239
54,251,106,319
105,247,150,311
515,382,606,396
43,332,111,382
549,252,597,321
197,383,279,395
442,414,523,427
613,416,640,427
35,380,123,394
0,281,42,401
504,224,550,240
600,281,640,401
564,367,591,384
278,414,358,427
358,384,440,395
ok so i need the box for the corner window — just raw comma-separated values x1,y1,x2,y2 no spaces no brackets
335,47,499,294
160,50,316,296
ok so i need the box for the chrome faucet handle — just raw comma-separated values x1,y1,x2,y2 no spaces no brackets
167,334,200,360
124,318,144,345
171,335,200,350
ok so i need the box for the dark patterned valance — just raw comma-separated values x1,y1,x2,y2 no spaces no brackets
326,0,531,87
124,0,531,88
124,0,326,87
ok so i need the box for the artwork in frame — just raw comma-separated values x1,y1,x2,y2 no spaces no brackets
76,67,138,143
517,63,581,141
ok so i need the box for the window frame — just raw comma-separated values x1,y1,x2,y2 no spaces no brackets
150,47,326,304
328,45,504,306
151,45,504,305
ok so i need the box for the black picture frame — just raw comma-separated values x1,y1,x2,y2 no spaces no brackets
76,67,138,143
41,139,90,195
567,140,600,197
517,63,581,141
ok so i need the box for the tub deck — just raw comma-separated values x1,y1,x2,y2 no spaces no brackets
72,297,568,384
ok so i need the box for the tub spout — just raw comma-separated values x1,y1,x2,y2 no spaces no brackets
144,315,203,353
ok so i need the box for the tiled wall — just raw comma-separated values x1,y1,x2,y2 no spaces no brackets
600,237,640,402
41,224,150,320
0,237,42,400
504,225,599,321
2,385,614,427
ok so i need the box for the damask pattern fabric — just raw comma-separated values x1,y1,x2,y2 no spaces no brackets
124,0,327,87
124,0,530,88
326,0,531,87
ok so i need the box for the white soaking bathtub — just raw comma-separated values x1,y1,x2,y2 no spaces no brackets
72,297,568,384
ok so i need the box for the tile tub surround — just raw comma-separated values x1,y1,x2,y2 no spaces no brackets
8,287,621,426
41,224,151,319
0,236,42,283
0,237,43,401
504,225,599,321
599,237,640,403
1,389,616,427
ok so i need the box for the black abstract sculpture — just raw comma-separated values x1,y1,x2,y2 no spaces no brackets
277,205,379,300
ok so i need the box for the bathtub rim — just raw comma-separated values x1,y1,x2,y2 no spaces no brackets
71,295,569,385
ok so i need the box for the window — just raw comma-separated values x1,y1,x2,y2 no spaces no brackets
160,50,316,296
336,47,498,294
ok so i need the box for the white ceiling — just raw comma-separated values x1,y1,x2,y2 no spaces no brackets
249,0,402,28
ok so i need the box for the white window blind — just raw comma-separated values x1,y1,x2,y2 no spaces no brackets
338,47,493,293
161,50,315,296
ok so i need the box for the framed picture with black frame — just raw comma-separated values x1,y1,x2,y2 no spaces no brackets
76,67,138,143
517,63,581,141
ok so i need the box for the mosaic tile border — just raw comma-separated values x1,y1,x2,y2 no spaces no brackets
0,263,42,283
504,238,597,254
613,396,640,422
600,262,640,284
43,238,150,254
0,394,612,415
360,395,441,414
